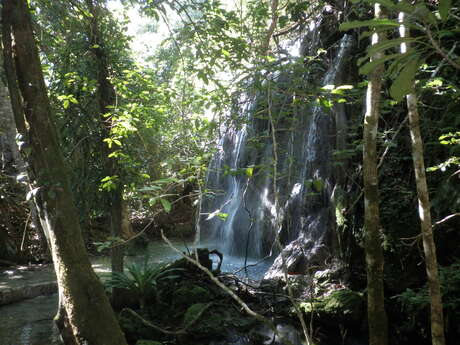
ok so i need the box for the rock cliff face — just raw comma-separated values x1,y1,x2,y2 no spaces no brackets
199,8,355,278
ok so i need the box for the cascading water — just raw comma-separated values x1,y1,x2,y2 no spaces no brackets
199,8,354,279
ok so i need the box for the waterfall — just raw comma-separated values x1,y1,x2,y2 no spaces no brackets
199,14,354,277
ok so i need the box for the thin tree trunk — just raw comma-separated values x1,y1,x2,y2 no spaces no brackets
262,0,279,55
398,12,446,345
363,4,388,345
84,0,125,306
1,1,128,344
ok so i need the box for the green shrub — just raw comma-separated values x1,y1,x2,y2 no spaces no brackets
397,259,460,332
107,257,183,309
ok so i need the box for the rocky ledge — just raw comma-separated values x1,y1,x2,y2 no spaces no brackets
0,281,58,305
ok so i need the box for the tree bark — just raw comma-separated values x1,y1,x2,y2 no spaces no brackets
407,93,445,345
0,86,20,170
1,61,49,261
263,0,279,55
84,0,125,306
85,0,126,325
398,12,446,345
1,1,128,344
363,4,388,345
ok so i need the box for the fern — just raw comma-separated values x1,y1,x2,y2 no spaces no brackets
107,258,183,309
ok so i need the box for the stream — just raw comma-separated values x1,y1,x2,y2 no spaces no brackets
0,293,61,345
0,240,271,345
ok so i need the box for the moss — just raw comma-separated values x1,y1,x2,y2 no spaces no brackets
119,312,161,342
173,284,213,308
301,289,364,324
135,341,162,345
183,303,209,325
181,302,256,338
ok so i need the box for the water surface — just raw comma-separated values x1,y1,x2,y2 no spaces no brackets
0,239,271,344
0,293,61,345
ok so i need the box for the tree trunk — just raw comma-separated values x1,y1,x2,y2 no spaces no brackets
0,80,49,260
84,0,125,306
407,93,446,345
1,1,128,344
363,4,388,345
0,86,20,170
398,12,446,345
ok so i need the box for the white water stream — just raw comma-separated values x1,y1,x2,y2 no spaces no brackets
199,33,354,279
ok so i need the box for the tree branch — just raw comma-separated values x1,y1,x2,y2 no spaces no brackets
426,27,460,70
433,213,460,228
121,303,213,335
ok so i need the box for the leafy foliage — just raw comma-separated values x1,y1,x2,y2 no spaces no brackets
341,0,460,101
107,257,183,309
397,260,460,330
428,132,460,173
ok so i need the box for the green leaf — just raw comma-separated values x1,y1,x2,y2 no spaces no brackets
217,212,228,220
339,19,399,31
160,198,172,213
153,177,178,184
358,38,416,67
359,53,402,75
413,3,437,25
221,49,231,57
390,56,420,101
103,138,113,148
439,0,452,21
394,0,415,13
359,26,396,41
387,51,415,76
366,37,417,57
425,78,443,88
245,167,254,177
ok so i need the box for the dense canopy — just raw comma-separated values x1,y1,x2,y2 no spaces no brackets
0,1,459,345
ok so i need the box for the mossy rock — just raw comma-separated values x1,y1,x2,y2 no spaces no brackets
135,341,162,345
301,289,364,325
183,303,209,326
119,312,161,341
182,303,226,335
182,302,256,337
173,284,213,308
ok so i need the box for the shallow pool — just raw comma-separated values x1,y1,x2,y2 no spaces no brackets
0,239,272,344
